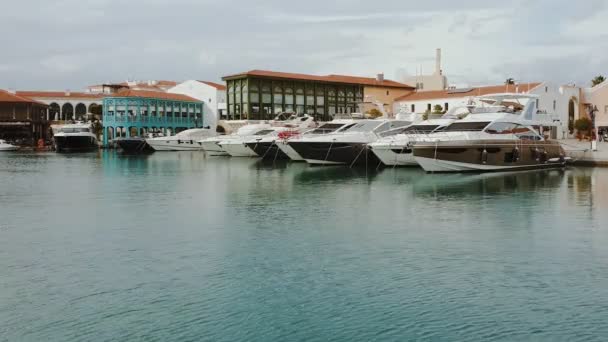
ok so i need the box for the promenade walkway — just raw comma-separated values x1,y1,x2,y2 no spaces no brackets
561,139,608,166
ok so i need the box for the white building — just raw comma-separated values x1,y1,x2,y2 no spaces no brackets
168,80,226,129
393,82,582,139
15,91,104,121
401,49,448,91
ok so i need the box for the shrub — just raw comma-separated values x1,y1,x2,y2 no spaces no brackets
574,117,591,134
366,108,383,118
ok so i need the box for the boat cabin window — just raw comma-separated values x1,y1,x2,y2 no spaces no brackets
344,121,384,133
513,125,542,141
61,127,90,133
310,123,345,134
402,124,440,134
484,122,518,134
253,129,274,136
443,122,491,132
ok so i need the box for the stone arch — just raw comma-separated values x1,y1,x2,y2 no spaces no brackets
89,103,102,119
106,126,115,142
62,103,74,121
75,103,87,121
49,103,60,121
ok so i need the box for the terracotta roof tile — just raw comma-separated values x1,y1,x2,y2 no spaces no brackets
198,81,227,90
110,89,201,102
222,70,415,89
16,91,104,99
0,89,48,105
394,83,542,102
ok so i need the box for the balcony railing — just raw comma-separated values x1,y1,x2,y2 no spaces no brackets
103,115,201,126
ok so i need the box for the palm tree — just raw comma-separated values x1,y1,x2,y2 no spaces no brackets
591,75,605,87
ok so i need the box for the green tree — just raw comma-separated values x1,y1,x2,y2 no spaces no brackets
422,109,430,121
366,108,383,118
432,104,444,114
574,117,591,134
591,75,605,87
91,120,103,140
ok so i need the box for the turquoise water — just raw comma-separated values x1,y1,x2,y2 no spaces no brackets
1,151,608,341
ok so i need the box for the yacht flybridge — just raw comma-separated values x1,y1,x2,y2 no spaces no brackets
411,94,569,172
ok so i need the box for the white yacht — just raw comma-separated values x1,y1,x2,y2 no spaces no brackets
0,139,18,151
369,106,471,166
53,123,98,153
274,120,360,161
222,114,317,157
411,94,567,172
146,128,216,151
199,123,273,156
288,119,412,166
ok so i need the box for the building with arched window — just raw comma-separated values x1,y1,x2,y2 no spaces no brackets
222,70,415,121
102,89,203,146
15,91,104,122
0,89,49,142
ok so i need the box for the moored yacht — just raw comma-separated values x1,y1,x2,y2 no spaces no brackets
369,106,471,166
0,139,18,151
115,133,162,154
276,120,358,161
412,94,568,172
288,118,412,166
199,123,272,156
146,128,216,151
53,123,99,153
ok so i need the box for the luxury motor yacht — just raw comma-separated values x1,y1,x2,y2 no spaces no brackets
368,106,472,166
199,123,272,156
222,114,317,157
0,139,18,151
146,128,216,151
411,94,568,172
288,119,413,166
275,120,359,161
53,123,99,153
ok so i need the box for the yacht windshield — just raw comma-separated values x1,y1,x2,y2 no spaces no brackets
401,125,440,134
443,122,491,132
61,128,90,133
253,129,275,136
310,123,346,134
343,121,382,133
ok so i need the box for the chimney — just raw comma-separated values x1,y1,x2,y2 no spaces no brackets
376,73,384,82
435,48,442,75
65,90,71,96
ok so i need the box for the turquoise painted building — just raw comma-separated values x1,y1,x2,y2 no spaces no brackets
102,90,204,146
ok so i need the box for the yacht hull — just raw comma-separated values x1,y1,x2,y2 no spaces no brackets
147,140,201,151
277,142,304,161
245,142,289,160
115,138,154,154
219,142,258,157
54,136,98,153
369,145,417,166
199,140,228,156
289,142,380,166
413,140,565,173
0,146,18,151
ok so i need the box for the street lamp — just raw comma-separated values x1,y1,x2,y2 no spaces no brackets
591,105,598,151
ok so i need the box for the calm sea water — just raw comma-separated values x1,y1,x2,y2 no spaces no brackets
1,151,608,341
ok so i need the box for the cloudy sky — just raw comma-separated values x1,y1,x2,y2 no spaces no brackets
1,0,607,90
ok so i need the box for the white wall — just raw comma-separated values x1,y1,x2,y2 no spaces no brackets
169,80,224,129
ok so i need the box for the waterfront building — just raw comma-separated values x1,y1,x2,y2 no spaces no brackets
393,82,582,139
87,80,178,94
583,79,608,132
168,80,227,129
221,70,414,121
101,89,203,146
16,91,104,121
0,89,49,142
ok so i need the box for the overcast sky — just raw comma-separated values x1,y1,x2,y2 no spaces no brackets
1,0,607,90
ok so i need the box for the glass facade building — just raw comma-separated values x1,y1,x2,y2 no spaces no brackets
222,74,365,121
